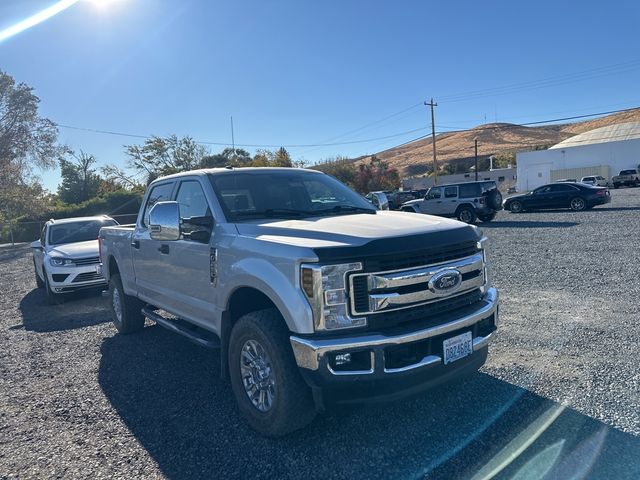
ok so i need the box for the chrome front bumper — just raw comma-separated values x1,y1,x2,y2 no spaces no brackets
290,287,498,374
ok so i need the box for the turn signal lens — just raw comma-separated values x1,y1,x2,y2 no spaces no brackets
301,267,314,298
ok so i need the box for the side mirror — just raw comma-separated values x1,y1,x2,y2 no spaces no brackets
149,201,181,241
30,240,43,250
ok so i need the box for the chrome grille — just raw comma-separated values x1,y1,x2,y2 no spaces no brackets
72,271,104,283
349,252,485,316
72,256,100,266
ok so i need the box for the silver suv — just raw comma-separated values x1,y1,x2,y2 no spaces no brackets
401,181,503,223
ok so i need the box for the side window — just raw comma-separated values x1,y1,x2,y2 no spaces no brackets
142,182,174,227
550,184,577,192
444,186,458,198
426,188,442,200
459,184,481,198
176,180,211,219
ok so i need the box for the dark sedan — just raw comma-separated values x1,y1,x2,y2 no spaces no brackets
504,182,611,213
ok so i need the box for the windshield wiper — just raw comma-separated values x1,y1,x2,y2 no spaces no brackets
234,208,310,218
312,205,376,216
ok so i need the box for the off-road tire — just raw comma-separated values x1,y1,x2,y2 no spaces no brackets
44,270,63,305
485,189,503,210
478,212,496,222
456,207,477,224
229,308,315,437
570,197,587,211
34,260,45,288
509,201,523,213
109,273,145,334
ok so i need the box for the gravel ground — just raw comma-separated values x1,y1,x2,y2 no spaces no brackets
1,188,639,479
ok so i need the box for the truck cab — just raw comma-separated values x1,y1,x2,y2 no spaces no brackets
99,168,499,436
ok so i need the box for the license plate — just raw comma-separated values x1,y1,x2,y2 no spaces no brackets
443,331,473,365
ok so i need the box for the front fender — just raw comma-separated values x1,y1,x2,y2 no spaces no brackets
226,257,315,335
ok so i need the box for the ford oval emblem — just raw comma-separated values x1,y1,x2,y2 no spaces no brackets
429,269,462,295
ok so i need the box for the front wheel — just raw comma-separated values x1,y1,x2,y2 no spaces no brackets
229,309,315,437
43,270,63,305
34,260,45,288
509,201,524,213
109,273,145,334
570,197,586,211
456,207,477,224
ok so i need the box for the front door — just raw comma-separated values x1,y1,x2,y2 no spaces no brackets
166,178,218,326
442,186,459,216
420,187,444,214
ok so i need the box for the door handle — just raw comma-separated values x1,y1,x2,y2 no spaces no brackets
131,240,140,249
158,244,170,255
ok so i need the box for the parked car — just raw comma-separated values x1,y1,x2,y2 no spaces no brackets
401,181,503,223
386,190,420,210
581,175,608,187
30,216,118,304
611,169,640,188
364,191,389,210
555,178,577,183
504,182,610,213
99,167,498,436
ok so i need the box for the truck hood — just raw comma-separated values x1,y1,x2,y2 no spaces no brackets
235,211,473,249
47,240,99,258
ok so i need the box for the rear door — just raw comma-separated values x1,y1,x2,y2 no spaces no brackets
131,180,176,306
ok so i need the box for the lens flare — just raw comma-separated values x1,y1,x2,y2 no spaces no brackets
0,0,82,43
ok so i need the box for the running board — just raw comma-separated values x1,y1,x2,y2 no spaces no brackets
141,307,220,350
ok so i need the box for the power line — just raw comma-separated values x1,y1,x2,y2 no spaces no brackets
438,59,640,103
57,123,427,148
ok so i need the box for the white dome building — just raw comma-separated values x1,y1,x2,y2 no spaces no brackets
516,121,640,191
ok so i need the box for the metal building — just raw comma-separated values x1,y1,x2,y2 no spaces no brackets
516,122,640,191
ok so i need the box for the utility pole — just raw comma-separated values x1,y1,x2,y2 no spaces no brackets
474,137,479,181
230,116,236,164
424,99,438,185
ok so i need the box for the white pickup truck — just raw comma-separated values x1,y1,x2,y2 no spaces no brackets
99,167,499,436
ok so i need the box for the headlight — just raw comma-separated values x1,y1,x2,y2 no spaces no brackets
477,236,491,290
301,262,366,331
49,257,74,267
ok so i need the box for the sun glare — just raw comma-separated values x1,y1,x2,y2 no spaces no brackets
0,0,81,43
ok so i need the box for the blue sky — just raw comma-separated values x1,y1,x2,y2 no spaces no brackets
2,0,640,191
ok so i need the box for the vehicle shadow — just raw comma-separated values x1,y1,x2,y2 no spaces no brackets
19,288,110,333
481,221,579,228
593,206,640,212
98,328,640,479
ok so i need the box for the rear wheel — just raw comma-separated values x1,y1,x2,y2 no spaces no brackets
33,260,44,288
229,308,315,437
456,207,477,224
570,197,586,211
509,200,523,213
478,212,496,222
109,273,145,334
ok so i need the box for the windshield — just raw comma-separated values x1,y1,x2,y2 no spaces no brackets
208,171,375,221
48,219,117,246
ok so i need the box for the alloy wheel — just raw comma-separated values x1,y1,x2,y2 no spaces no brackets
240,339,277,412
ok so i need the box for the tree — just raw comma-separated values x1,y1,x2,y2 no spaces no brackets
0,71,63,222
313,156,357,188
353,156,400,194
121,135,208,184
272,147,292,167
200,147,252,168
57,151,102,204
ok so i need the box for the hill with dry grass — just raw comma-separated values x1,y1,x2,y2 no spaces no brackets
355,108,640,176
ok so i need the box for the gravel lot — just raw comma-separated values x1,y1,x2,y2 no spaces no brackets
1,188,639,479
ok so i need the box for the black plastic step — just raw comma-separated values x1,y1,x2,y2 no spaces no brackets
141,307,220,349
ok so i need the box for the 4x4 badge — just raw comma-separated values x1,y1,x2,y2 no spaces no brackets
429,269,462,295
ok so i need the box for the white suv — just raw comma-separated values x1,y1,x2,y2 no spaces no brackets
31,216,118,304
581,176,608,187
